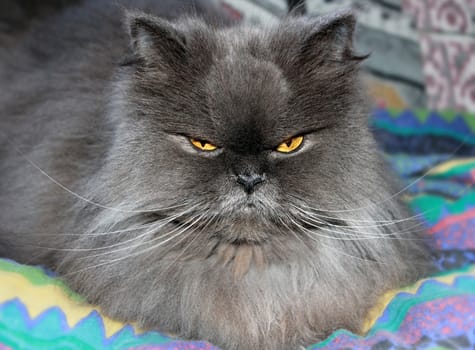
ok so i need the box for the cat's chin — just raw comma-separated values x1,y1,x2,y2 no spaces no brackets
212,215,275,244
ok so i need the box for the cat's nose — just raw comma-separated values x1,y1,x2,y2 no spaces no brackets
236,174,265,194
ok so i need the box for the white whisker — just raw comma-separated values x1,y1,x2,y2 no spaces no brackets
64,211,207,277
76,208,205,258
286,212,424,242
161,212,217,271
287,139,472,215
4,136,188,214
32,221,163,237
295,212,426,238
78,211,206,263
22,202,202,252
290,203,428,227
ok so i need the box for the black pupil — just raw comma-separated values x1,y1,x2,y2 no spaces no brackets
285,139,293,147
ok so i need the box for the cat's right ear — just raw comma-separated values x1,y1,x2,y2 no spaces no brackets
299,10,368,64
126,12,187,67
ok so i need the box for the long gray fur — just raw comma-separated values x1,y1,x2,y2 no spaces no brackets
0,1,431,349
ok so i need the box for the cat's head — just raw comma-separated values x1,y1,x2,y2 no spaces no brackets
71,10,426,280
99,11,386,248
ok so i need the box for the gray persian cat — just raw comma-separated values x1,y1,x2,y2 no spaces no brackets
0,1,430,349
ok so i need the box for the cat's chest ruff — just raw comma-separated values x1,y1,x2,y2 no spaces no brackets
215,242,266,281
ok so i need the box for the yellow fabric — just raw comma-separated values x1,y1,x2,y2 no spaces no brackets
0,269,135,337
362,264,475,333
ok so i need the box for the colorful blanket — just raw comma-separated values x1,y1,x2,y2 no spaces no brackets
1,109,474,350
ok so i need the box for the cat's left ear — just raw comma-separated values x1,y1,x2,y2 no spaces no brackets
301,10,367,63
126,12,187,67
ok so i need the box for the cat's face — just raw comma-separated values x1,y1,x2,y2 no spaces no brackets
107,12,373,248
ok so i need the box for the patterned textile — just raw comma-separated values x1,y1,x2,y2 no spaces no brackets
220,0,475,112
1,109,474,349
403,0,475,112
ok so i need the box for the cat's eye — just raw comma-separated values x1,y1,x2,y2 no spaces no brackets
190,138,218,151
276,136,304,153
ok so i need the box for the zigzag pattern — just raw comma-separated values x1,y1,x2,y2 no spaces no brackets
372,109,475,141
1,261,474,350
0,299,217,350
0,260,216,350
310,266,475,350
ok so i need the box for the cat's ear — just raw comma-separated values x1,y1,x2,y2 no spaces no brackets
126,12,187,67
301,10,367,63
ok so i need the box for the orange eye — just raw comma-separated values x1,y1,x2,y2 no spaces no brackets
276,136,304,153
190,138,218,151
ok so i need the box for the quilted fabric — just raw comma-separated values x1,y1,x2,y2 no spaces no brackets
0,108,474,350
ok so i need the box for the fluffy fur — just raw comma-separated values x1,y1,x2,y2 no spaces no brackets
0,1,431,349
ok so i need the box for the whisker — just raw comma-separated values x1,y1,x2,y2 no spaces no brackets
75,208,205,258
290,203,429,227
161,212,217,271
314,236,429,267
79,209,206,259
288,213,424,242
304,223,425,241
294,226,394,264
64,211,207,277
286,139,472,214
21,202,202,252
98,213,214,297
293,225,381,263
4,135,188,214
31,221,163,237
319,240,382,264
294,211,427,237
